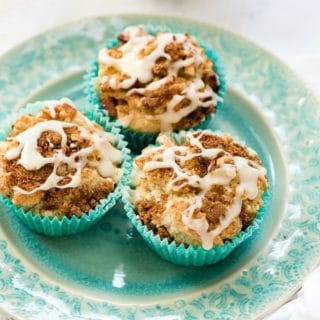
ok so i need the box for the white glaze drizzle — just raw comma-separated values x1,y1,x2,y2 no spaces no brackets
139,131,266,249
5,105,122,194
98,26,171,89
98,26,220,130
44,97,76,118
147,78,219,131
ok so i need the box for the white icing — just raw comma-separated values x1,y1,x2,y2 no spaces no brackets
209,164,237,185
5,106,122,195
98,26,220,131
44,97,76,118
182,196,242,249
233,156,267,200
148,78,219,131
139,131,266,249
98,26,171,89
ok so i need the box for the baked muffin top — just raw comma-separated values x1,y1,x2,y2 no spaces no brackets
97,26,221,133
0,98,123,217
133,131,268,249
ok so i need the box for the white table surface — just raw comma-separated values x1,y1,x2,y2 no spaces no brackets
0,1,319,319
0,0,319,95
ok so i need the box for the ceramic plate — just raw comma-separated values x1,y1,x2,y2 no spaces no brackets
0,15,319,320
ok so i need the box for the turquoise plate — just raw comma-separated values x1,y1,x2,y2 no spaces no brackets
0,14,319,320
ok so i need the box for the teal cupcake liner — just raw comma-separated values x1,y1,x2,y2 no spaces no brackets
122,130,270,266
0,101,132,237
84,25,226,153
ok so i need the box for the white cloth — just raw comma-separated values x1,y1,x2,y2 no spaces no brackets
265,267,320,320
287,56,320,97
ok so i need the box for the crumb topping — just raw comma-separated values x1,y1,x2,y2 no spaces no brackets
133,131,268,249
97,26,221,133
0,98,123,217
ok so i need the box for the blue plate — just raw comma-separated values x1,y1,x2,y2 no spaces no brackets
0,14,319,320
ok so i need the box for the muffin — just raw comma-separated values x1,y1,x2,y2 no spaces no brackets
125,130,268,265
0,98,130,236
86,25,226,150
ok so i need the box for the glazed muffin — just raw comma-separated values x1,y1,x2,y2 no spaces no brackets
95,26,223,134
0,98,123,219
131,131,268,250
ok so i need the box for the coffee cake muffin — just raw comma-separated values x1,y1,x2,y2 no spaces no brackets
129,130,268,259
86,25,225,151
0,98,130,236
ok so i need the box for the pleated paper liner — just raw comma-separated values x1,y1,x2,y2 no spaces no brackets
123,188,269,266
